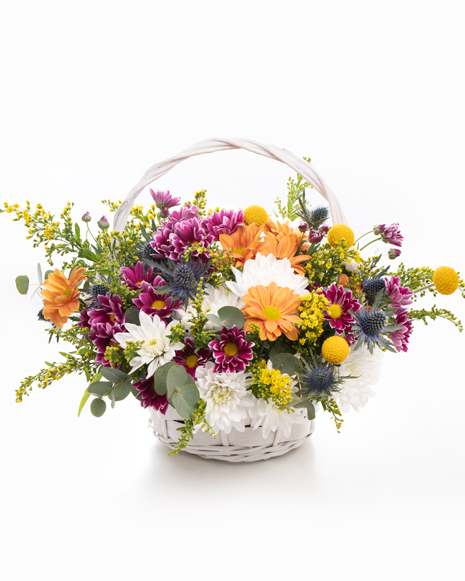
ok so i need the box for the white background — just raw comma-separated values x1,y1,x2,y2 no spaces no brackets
1,1,464,580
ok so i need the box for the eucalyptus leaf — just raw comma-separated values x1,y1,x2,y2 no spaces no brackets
37,263,43,284
293,400,315,420
78,389,90,417
154,361,178,395
124,308,141,326
113,380,132,401
217,306,245,330
270,353,303,376
110,389,116,409
100,367,131,383
204,313,223,326
44,270,53,280
90,398,106,417
15,275,29,295
87,381,113,397
269,341,294,360
166,365,200,419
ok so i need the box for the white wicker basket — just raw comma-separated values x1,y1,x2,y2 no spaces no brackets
114,138,347,462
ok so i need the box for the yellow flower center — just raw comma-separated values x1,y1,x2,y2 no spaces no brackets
63,288,71,296
223,342,238,357
151,300,166,310
235,247,244,255
327,304,343,319
135,281,142,286
262,306,281,321
109,314,115,322
185,354,199,369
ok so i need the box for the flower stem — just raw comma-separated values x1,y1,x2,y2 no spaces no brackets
413,283,435,294
354,231,373,244
359,237,382,252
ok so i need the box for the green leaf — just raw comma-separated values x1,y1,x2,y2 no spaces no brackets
217,306,245,330
78,248,99,262
37,263,43,284
15,275,29,295
293,400,315,420
205,313,223,326
90,371,102,384
113,380,132,401
74,222,81,242
270,353,303,376
110,389,116,409
78,389,90,417
130,385,142,400
87,381,113,397
90,398,106,417
269,341,294,359
154,361,178,395
166,365,200,419
124,308,141,326
44,270,53,280
100,367,131,383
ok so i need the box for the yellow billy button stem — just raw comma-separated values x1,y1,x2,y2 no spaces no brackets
243,205,268,227
321,336,350,364
327,224,355,248
433,266,460,295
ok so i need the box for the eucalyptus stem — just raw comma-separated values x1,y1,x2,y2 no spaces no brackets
359,237,382,252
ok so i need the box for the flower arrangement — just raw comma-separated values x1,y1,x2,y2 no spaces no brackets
3,169,464,456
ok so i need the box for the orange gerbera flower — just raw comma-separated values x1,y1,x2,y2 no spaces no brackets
219,224,263,267
242,282,302,341
257,232,310,275
41,267,87,329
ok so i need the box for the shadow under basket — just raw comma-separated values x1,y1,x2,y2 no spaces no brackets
148,406,315,463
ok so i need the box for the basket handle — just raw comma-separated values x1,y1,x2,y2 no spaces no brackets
113,137,347,231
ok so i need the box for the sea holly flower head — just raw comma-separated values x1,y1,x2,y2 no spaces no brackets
374,223,403,247
208,325,254,373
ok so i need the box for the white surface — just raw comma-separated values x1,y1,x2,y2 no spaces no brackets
1,1,465,580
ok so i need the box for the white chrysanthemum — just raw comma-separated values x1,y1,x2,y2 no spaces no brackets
335,346,384,412
343,258,360,273
175,283,243,330
114,312,183,378
249,399,307,439
195,362,254,434
226,253,309,299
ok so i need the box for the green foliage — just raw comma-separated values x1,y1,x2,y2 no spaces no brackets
166,365,200,419
269,352,303,376
306,241,361,288
154,361,177,395
78,389,90,417
274,158,312,220
90,398,106,417
205,306,245,330
410,306,463,331
321,397,344,433
168,400,216,456
293,400,316,420
15,275,29,295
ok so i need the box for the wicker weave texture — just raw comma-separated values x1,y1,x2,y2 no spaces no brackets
149,407,315,462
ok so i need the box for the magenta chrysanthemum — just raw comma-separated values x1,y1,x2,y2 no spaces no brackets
88,293,125,327
132,281,181,320
173,338,211,378
206,209,244,240
120,262,158,290
375,223,403,247
132,376,169,413
208,325,254,373
385,276,413,308
323,283,361,334
150,189,181,211
390,307,412,353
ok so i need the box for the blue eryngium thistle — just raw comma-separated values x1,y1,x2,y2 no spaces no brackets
300,365,337,399
308,205,330,228
352,307,395,354
362,277,386,304
149,257,211,307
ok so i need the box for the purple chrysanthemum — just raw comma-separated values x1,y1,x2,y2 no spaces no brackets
87,321,125,367
374,223,403,247
385,276,413,308
323,284,361,334
390,307,412,353
206,209,244,240
151,213,214,262
173,338,211,378
120,262,158,290
208,325,254,373
150,189,181,211
88,293,125,328
132,281,181,320
132,376,169,413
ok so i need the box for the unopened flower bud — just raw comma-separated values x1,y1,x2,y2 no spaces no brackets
298,222,308,232
388,248,401,260
97,216,109,230
81,211,91,223
160,208,170,219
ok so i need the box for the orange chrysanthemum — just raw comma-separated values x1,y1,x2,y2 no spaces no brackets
264,219,308,246
219,224,263,267
257,232,310,275
242,282,302,341
41,267,87,329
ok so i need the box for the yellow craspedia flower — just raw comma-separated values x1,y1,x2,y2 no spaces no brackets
243,205,268,226
433,266,459,295
321,335,350,364
327,224,355,248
